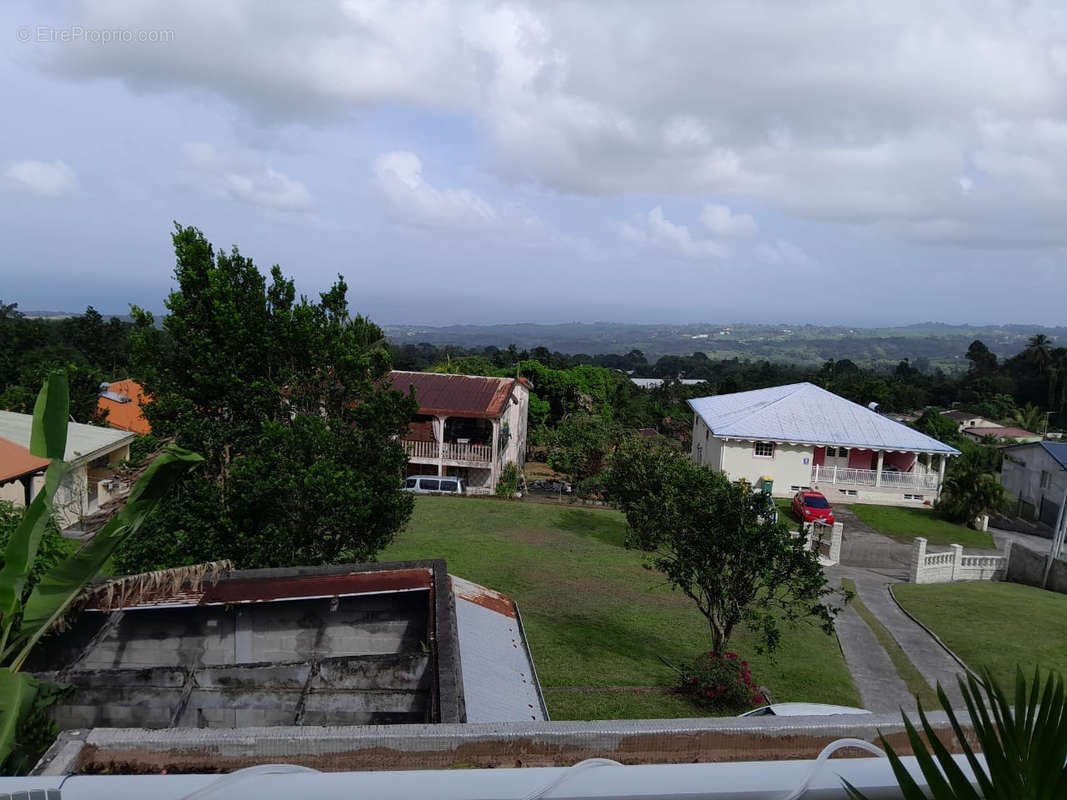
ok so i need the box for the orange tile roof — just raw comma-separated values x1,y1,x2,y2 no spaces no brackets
98,379,152,435
0,436,49,484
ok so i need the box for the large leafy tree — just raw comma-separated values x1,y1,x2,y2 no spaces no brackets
937,450,1007,527
545,414,629,484
606,438,843,654
118,224,417,572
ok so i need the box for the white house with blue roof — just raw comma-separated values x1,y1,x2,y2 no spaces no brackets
688,383,959,506
1001,441,1067,528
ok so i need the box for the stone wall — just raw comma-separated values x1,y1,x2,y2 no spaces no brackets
1004,542,1067,594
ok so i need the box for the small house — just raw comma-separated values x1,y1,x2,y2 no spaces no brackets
0,410,136,526
689,383,959,506
389,371,530,494
1000,441,1067,527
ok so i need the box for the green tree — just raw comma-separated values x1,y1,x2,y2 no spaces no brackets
546,414,628,484
937,450,1006,526
119,224,417,572
965,340,998,374
1011,402,1045,434
913,409,961,442
606,439,842,654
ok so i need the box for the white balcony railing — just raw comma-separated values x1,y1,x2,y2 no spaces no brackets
402,440,493,464
811,465,940,490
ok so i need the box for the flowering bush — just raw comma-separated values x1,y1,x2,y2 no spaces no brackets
678,651,765,712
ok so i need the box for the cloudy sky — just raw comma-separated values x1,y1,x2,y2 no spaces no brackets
2,1,1067,326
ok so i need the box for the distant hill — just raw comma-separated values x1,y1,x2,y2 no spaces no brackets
383,321,1066,370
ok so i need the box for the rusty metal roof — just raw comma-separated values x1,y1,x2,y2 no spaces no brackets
388,371,519,419
451,576,547,723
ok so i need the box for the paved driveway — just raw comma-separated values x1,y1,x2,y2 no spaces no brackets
833,505,913,580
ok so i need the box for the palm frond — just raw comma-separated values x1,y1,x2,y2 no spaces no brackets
846,666,1067,799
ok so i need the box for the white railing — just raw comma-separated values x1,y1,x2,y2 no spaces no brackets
811,465,940,490
402,440,439,460
402,440,493,464
911,538,1007,584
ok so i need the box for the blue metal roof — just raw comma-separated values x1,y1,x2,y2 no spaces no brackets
1040,442,1067,470
688,383,959,454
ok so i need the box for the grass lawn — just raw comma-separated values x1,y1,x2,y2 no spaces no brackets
893,581,1067,690
851,504,995,550
380,496,860,719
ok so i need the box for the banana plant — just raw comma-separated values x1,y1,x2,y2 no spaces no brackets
844,666,1067,799
0,372,202,769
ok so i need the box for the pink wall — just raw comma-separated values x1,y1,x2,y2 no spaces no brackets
883,451,917,472
848,448,876,469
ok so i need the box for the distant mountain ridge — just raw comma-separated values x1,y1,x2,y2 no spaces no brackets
383,321,1065,369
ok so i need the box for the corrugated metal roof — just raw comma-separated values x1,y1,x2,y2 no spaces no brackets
963,426,1038,439
0,436,49,483
389,371,518,419
451,576,547,723
688,383,959,454
0,410,136,466
98,379,152,435
1041,442,1067,469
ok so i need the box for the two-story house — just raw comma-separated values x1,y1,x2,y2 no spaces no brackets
389,371,530,494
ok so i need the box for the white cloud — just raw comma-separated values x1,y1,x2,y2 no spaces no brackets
754,239,817,270
373,151,499,230
619,207,728,259
4,160,76,197
29,1,1067,250
700,203,757,237
182,143,312,211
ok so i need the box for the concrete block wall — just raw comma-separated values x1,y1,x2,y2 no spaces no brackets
1005,542,1067,594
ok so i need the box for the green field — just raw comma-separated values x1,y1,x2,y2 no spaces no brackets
893,582,1067,689
851,504,995,549
380,496,860,719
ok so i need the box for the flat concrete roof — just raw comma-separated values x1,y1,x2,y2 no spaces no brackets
31,560,546,739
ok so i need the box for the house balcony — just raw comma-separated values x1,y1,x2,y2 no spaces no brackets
810,465,940,491
402,439,494,466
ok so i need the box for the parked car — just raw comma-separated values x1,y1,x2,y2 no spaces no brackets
403,475,466,495
791,490,835,525
738,702,870,718
529,479,573,494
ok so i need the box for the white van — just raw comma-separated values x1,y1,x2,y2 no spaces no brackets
403,475,466,495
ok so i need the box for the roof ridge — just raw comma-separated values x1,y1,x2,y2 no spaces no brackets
723,382,811,429
390,369,512,383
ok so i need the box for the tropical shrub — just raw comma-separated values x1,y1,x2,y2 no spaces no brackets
0,372,201,773
495,461,521,498
678,650,764,713
844,666,1067,799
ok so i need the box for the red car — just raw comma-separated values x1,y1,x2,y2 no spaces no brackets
792,490,835,526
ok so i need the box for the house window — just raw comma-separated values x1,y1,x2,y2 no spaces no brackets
1041,471,1051,489
753,441,775,458
825,447,836,458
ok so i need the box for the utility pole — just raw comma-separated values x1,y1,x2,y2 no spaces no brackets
1043,481,1067,588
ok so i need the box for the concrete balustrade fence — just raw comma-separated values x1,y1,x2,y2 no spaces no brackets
795,521,842,566
909,537,1007,584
